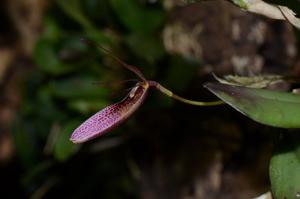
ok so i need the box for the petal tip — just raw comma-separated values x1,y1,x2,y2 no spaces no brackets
69,137,78,144
69,131,83,144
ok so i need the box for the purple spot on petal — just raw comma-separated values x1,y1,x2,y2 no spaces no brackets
70,84,148,143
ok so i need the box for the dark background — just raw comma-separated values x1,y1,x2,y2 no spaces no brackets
0,0,299,198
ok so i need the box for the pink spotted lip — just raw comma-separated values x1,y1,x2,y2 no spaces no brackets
70,83,149,143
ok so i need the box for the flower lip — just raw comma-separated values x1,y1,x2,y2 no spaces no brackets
70,81,149,143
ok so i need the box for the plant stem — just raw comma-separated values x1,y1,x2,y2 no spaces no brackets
148,81,224,106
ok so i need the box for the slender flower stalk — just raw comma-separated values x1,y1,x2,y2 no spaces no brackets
148,81,224,106
70,40,223,143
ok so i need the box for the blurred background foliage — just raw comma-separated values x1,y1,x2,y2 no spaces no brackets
0,0,300,198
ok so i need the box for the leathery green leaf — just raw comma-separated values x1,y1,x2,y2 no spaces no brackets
270,135,300,199
204,82,300,128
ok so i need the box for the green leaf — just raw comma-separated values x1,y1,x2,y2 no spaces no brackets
165,56,199,92
55,0,94,30
125,33,165,63
54,121,81,161
33,39,74,75
213,74,284,88
82,0,112,23
110,0,164,34
85,29,113,45
49,77,110,100
68,99,109,114
270,135,300,199
231,0,248,9
204,82,300,128
42,18,62,42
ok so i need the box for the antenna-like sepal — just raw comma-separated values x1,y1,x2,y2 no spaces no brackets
80,38,147,81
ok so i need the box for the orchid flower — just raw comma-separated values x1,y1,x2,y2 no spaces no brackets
70,42,222,143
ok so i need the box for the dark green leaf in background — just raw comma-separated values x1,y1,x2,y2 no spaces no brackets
53,120,81,161
270,134,300,199
68,99,109,114
125,33,165,63
34,39,74,75
166,56,199,92
110,0,165,34
48,77,110,100
55,0,94,30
